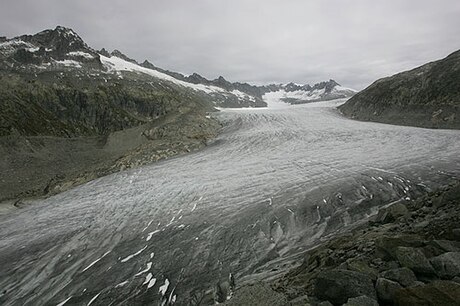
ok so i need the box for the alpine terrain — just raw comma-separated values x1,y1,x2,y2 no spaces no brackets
0,26,459,306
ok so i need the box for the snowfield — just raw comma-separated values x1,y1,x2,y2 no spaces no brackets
99,54,255,102
1,100,460,305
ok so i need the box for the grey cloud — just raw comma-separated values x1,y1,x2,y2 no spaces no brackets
1,0,460,89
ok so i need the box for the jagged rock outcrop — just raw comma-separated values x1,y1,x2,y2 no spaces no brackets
339,49,460,129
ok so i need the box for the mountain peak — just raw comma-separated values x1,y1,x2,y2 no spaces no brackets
111,49,138,64
15,26,90,58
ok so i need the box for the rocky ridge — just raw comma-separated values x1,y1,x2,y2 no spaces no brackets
339,49,460,129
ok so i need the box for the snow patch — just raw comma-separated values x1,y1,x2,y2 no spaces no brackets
99,55,226,94
67,51,94,59
54,59,82,68
159,279,170,296
56,296,72,306
82,251,110,272
120,245,147,263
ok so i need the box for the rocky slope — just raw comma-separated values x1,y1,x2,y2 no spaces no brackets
339,50,460,129
0,26,231,205
226,180,460,305
153,70,356,105
0,26,356,207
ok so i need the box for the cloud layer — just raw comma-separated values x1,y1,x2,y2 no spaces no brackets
1,0,460,89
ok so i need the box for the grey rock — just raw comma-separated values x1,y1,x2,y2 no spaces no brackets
395,280,460,306
452,228,460,240
395,246,435,275
375,203,408,224
339,49,460,129
430,240,460,252
344,295,379,306
375,277,403,303
289,295,310,306
224,283,287,306
313,269,376,305
375,235,424,259
380,267,417,287
430,252,460,279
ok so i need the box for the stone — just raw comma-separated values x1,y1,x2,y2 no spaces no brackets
344,295,378,306
394,280,460,306
395,247,435,275
430,252,460,279
224,283,287,306
452,228,460,241
313,269,376,305
375,277,403,303
289,295,310,306
430,240,460,253
375,235,424,259
347,259,378,280
375,203,408,224
380,267,417,287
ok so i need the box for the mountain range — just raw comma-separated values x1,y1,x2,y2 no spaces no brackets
339,49,460,129
0,26,354,204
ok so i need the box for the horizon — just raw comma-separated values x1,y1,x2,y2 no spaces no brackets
1,0,460,90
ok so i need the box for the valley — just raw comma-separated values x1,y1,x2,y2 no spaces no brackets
1,100,459,305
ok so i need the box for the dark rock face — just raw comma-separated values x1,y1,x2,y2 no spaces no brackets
343,295,378,306
313,269,376,305
394,281,460,306
223,283,288,306
374,202,409,224
380,267,417,287
21,26,89,58
339,49,460,129
395,247,435,276
110,49,138,64
430,252,460,279
375,278,402,303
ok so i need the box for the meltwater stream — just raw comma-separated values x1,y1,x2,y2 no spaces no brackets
1,100,460,305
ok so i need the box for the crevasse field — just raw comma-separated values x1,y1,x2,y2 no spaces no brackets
1,99,460,305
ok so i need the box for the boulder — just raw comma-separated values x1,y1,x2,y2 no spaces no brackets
380,267,417,287
430,240,460,253
430,252,460,279
224,283,287,306
347,259,378,280
375,235,424,259
344,295,378,306
375,278,403,303
289,295,310,306
395,247,435,275
375,203,408,224
313,269,376,305
394,280,460,306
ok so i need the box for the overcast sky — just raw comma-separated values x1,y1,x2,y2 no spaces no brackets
1,0,460,89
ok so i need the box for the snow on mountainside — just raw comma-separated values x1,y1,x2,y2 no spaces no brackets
0,26,355,109
0,26,263,108
261,81,356,107
99,54,255,100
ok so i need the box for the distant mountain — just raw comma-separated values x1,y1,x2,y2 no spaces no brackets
0,26,268,138
259,80,356,105
137,69,356,105
339,50,460,129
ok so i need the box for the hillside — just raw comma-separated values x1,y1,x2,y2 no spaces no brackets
0,26,354,208
339,50,460,129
